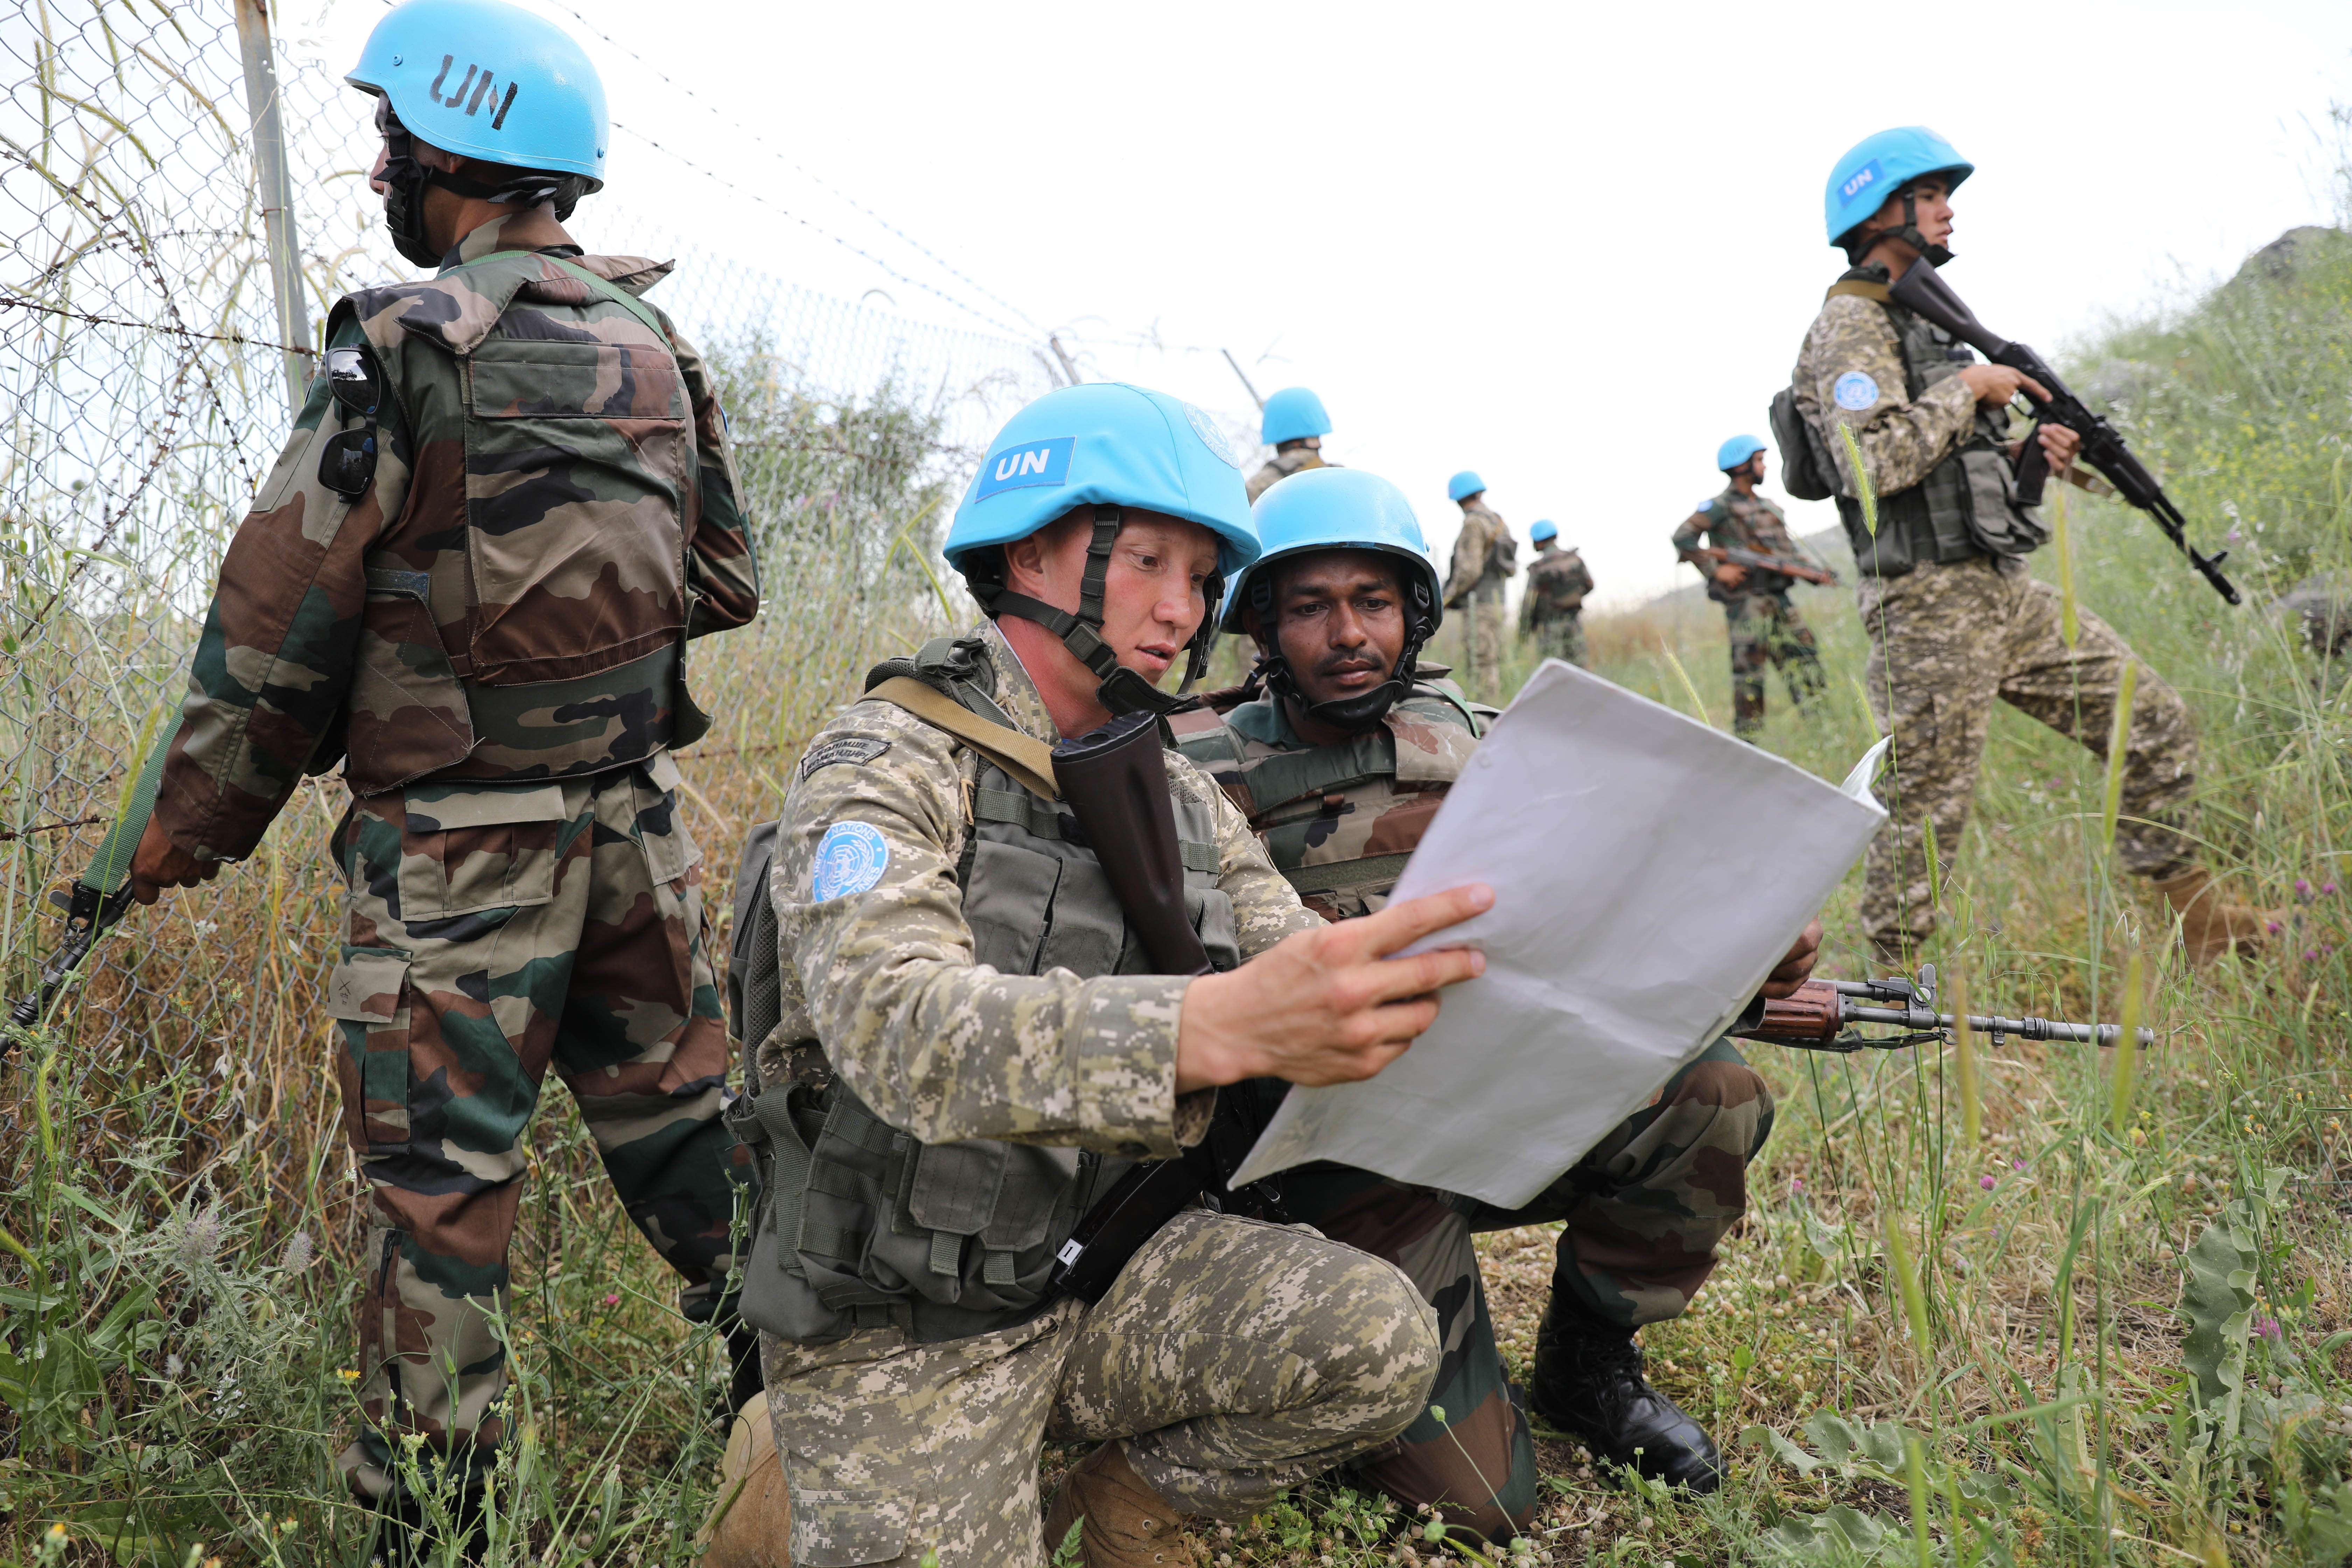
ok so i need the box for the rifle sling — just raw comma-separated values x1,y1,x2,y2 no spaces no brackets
864,677,1060,800
1825,277,1892,304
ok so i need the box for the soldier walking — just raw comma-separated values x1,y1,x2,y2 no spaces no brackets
127,0,762,1549
1247,385,1339,503
1672,435,1826,734
1442,470,1516,694
735,384,1487,1566
1519,520,1593,667
1793,126,2268,965
1176,467,1824,1538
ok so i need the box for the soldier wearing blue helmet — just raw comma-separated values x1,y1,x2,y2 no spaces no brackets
735,385,1499,1566
1247,385,1341,503
1175,468,1815,1528
1790,129,2267,967
1441,471,1518,695
1671,437,1825,733
1519,520,1594,668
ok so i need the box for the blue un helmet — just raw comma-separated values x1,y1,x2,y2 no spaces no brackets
1260,386,1332,446
945,383,1257,714
1823,127,1973,265
1447,470,1486,503
349,0,609,265
1717,434,1768,472
1223,467,1443,731
1530,519,1559,544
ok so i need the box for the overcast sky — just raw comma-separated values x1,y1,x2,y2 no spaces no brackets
308,0,2352,604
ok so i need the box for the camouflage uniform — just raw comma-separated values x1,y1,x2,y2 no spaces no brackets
1174,687,1773,1540
1671,487,1825,733
1246,443,1332,504
151,215,762,1498
1519,542,1593,668
752,626,1440,1566
1793,272,2199,951
1444,502,1516,694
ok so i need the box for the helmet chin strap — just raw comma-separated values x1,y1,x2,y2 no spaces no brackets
976,505,1220,719
379,106,588,267
1877,188,1953,269
1246,573,1438,734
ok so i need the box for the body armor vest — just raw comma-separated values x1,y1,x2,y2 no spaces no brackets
1833,288,2047,578
335,250,704,793
730,638,1240,1345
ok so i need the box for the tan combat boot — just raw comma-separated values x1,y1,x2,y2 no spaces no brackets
2151,867,2273,967
697,1391,792,1566
1041,1440,1192,1566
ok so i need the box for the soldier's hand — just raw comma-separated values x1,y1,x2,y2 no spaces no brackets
1175,884,1492,1092
1956,364,2049,408
2035,422,2082,471
1760,918,1823,1000
1713,563,1748,590
128,817,219,906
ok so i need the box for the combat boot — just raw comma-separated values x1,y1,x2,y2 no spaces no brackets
1527,1300,1724,1494
2152,867,2272,966
1042,1440,1193,1566
698,1390,792,1567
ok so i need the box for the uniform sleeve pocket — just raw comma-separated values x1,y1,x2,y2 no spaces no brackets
785,1483,912,1567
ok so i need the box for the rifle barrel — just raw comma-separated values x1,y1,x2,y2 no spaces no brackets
1842,1001,2155,1047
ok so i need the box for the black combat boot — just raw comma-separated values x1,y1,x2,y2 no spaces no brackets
1527,1298,1725,1493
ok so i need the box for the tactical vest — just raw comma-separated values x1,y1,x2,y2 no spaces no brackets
1827,284,2048,578
334,249,704,794
727,637,1241,1345
1175,685,1478,913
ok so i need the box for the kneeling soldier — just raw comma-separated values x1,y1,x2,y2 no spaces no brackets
1176,467,1821,1537
735,384,1495,1567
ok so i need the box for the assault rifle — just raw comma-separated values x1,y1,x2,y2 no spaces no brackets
7,734,173,1034
1045,710,1284,1304
1887,258,2240,606
1690,545,1840,588
1733,964,2156,1054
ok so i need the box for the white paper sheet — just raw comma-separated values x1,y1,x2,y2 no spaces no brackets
1227,660,1888,1209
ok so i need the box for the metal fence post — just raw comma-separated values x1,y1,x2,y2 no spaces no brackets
235,0,312,417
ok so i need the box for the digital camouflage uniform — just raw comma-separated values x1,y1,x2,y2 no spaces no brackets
1246,443,1332,504
1671,487,1825,734
151,215,762,1498
1444,502,1516,694
750,625,1440,1567
1173,685,1774,1541
1519,542,1594,668
1793,274,2198,952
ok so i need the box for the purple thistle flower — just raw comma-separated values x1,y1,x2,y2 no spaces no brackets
2253,1316,2282,1344
1979,1175,1997,1190
2012,1158,2026,1171
2296,879,2312,898
2324,882,2339,896
2306,950,2320,962
2268,920,2286,935
1789,1176,1806,1197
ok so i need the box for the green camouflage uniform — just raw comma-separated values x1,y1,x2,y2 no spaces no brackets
1671,487,1825,734
754,626,1440,1566
1793,274,2198,951
1246,443,1332,504
1444,502,1516,694
1173,686,1774,1540
151,216,762,1498
1518,542,1593,668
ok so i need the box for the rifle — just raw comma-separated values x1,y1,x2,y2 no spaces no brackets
1690,545,1840,588
1734,964,2157,1054
1044,709,1284,1304
1887,258,2240,606
7,733,174,1034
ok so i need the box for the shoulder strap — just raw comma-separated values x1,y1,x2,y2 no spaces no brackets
1825,276,1891,304
864,676,1060,800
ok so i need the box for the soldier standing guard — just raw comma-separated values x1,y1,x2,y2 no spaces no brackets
1246,385,1340,503
1519,519,1593,667
1793,127,2268,965
127,0,763,1551
1671,435,1825,734
735,384,1488,1567
1441,470,1515,694
1175,467,1824,1537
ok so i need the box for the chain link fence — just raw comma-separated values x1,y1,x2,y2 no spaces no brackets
0,0,1058,1233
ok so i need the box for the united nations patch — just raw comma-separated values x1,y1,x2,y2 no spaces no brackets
801,734,891,780
1833,371,1880,411
811,821,890,902
1184,402,1240,468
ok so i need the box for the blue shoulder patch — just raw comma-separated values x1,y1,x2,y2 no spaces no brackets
1833,370,1881,411
975,435,1075,500
810,821,891,902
